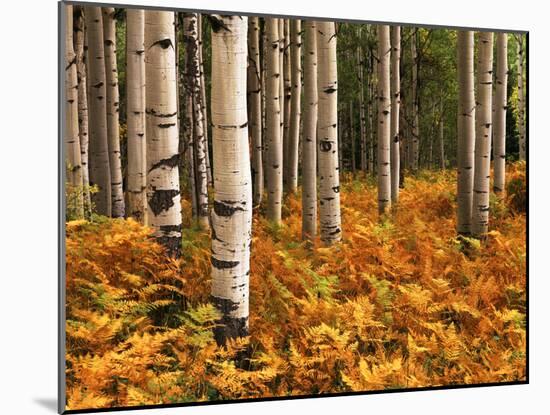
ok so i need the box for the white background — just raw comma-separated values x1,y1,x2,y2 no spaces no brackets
0,0,545,413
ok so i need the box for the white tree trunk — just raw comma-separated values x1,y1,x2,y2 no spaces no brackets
126,9,147,223
493,33,508,193
282,19,292,190
73,6,91,218
317,21,342,244
210,15,252,343
247,16,263,207
439,98,446,170
197,15,213,187
377,25,392,215
287,19,302,193
65,4,84,218
102,8,125,217
390,25,401,204
456,31,476,235
302,20,318,241
358,38,367,172
145,11,182,257
279,19,285,143
85,6,111,216
411,29,419,172
517,35,526,160
472,32,494,239
266,18,282,223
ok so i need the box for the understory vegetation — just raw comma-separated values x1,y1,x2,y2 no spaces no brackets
65,163,526,410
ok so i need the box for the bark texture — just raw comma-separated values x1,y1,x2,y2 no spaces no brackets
126,9,147,223
102,8,125,217
390,26,401,204
65,4,84,218
377,25,392,215
85,6,111,216
456,31,476,235
282,19,292,189
210,15,252,344
493,33,508,193
317,21,342,244
266,19,282,223
287,19,302,193
145,11,182,257
472,32,494,239
517,35,526,160
247,17,263,207
411,29,420,172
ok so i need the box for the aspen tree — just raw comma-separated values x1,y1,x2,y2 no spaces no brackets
350,100,356,175
126,9,147,223
247,17,263,207
279,19,285,142
368,45,376,173
85,7,111,216
377,25,392,215
472,32,494,239
210,15,252,343
65,4,84,218
197,16,213,187
287,19,302,193
145,11,182,257
357,35,367,172
493,33,508,193
302,20,317,240
184,14,209,229
390,26,401,204
317,21,342,244
73,6,90,216
102,8,125,217
516,35,526,160
439,98,446,170
411,28,419,172
266,19,282,223
456,31,476,235
283,20,292,188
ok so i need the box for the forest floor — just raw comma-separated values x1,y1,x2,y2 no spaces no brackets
65,163,527,410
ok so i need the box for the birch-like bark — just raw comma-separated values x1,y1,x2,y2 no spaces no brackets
210,15,252,344
350,100,356,175
184,14,209,229
439,98,446,170
85,7,111,216
287,19,302,193
493,33,508,193
317,21,342,244
279,19,285,143
472,32,494,239
102,8,125,217
390,26,401,204
282,19,292,189
126,9,147,223
247,17,263,207
456,31,476,235
266,18,282,223
357,36,367,172
517,35,526,160
197,15,213,187
145,11,182,257
368,48,376,173
302,20,317,240
73,6,90,216
65,5,84,218
411,29,419,172
377,25,392,215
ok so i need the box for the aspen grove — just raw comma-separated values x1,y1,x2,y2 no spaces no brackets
64,6,527,410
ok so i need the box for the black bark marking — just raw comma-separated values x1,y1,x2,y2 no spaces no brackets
211,257,240,269
150,38,174,50
148,153,180,172
157,123,176,129
211,295,248,345
148,189,179,216
146,108,178,118
320,141,332,152
323,86,337,94
213,200,246,217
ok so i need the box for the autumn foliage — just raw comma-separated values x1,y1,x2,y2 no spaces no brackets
65,164,526,410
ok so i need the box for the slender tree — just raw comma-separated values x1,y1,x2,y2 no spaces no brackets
282,19,292,188
411,28,419,172
184,13,209,229
516,35,526,160
368,46,376,173
85,6,111,216
73,6,91,217
197,15,213,187
247,17,263,207
439,97,446,170
390,26,401,203
493,33,508,193
317,21,342,244
145,11,182,257
126,9,147,223
350,100,356,175
210,15,252,344
456,31,476,235
472,32,494,239
266,18,282,223
65,4,84,218
377,25,392,215
302,20,318,240
279,19,285,142
287,19,302,193
102,8,125,217
357,36,367,172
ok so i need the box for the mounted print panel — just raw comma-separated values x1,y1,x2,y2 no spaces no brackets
59,1,528,413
